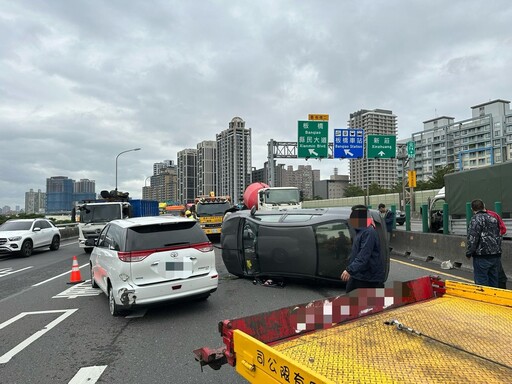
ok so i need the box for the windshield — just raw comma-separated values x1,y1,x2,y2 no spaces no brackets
80,204,122,223
196,202,231,217
0,221,32,231
264,189,300,204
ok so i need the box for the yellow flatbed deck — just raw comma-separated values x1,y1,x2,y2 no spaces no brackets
233,281,512,383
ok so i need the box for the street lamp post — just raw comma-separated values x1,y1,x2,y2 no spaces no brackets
115,148,141,191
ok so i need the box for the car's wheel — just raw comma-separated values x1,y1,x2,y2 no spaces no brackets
90,265,98,288
84,247,93,254
50,235,60,250
20,240,33,257
108,285,122,316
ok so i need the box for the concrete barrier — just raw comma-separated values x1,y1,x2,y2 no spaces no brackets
58,226,78,239
390,230,511,279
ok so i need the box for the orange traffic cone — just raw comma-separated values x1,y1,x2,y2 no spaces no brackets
68,256,84,284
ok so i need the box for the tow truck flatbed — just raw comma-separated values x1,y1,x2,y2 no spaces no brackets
194,276,512,383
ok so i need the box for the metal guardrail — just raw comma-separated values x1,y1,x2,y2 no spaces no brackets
449,218,511,237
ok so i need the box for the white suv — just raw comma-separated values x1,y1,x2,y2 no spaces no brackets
0,219,61,257
89,216,218,316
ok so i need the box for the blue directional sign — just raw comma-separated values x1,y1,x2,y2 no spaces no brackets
333,128,364,159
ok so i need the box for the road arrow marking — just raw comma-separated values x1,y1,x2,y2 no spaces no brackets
53,280,101,299
344,149,354,156
308,148,318,156
0,266,33,278
69,366,107,384
0,309,78,364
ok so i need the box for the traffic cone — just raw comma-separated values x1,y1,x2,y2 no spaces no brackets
68,256,84,284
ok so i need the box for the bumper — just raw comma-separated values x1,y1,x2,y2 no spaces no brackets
0,244,21,254
115,271,219,308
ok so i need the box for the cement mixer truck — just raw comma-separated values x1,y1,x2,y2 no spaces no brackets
243,182,301,211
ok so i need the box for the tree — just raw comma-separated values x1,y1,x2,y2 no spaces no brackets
428,164,454,189
343,184,365,197
369,182,387,195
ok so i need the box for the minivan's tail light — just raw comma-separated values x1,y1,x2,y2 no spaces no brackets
193,242,214,253
117,242,213,262
118,250,153,262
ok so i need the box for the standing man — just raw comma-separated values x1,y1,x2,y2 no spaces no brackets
341,205,386,293
378,203,395,243
485,206,508,289
466,199,502,287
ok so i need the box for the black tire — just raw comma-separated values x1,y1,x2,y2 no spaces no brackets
20,240,33,257
108,285,122,316
84,247,93,254
50,235,60,250
90,265,98,288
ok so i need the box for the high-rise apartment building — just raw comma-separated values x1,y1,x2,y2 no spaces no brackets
412,99,512,180
25,189,46,214
46,176,75,213
284,165,320,200
151,166,178,203
196,141,217,196
348,109,398,189
216,117,252,203
74,179,96,202
153,160,173,176
177,149,198,204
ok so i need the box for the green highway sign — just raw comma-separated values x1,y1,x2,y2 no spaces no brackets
367,134,396,158
407,141,416,158
297,120,328,158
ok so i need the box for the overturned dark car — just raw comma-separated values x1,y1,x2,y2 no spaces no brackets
220,207,390,284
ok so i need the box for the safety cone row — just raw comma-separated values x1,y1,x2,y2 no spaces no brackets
68,255,85,284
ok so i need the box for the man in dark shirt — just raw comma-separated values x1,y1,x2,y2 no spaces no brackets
341,205,385,293
466,199,502,287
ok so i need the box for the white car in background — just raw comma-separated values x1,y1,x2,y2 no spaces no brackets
89,216,218,316
0,219,61,257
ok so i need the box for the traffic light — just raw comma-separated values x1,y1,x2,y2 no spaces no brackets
408,170,417,188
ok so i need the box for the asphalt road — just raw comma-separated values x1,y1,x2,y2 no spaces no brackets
0,238,477,384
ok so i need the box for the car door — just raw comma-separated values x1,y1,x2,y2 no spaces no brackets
32,220,47,248
39,220,54,246
91,224,115,293
315,220,352,280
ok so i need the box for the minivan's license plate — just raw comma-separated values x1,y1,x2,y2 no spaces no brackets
166,262,184,271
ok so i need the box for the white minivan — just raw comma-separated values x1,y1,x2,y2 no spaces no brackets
89,216,218,316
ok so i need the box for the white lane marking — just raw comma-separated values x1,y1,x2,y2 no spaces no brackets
0,266,33,277
0,308,78,364
68,365,107,384
53,280,101,299
32,263,88,287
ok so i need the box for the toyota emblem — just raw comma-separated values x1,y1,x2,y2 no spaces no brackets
170,252,179,258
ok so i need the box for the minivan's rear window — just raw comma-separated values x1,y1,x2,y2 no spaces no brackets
125,221,208,251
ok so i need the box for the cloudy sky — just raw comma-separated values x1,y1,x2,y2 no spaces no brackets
1,0,511,208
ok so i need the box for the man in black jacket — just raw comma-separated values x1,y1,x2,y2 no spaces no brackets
341,205,385,293
466,199,502,287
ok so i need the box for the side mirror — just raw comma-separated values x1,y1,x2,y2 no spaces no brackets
33,227,41,232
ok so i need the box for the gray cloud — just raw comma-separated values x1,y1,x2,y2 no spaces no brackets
1,0,512,207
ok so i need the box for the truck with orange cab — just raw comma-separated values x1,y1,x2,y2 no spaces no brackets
194,192,232,236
